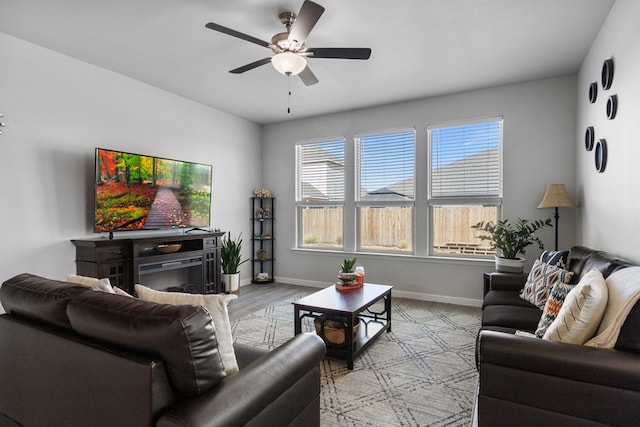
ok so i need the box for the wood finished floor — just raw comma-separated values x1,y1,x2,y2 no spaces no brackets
227,282,316,322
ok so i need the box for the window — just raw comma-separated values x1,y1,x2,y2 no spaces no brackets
428,119,502,256
356,129,415,253
296,139,345,249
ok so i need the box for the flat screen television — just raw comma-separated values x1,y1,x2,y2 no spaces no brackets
94,148,212,233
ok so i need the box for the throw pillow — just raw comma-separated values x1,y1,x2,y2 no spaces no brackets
113,286,134,298
520,260,574,309
534,281,574,338
543,268,608,344
585,266,640,348
538,250,570,268
135,285,239,375
67,274,115,294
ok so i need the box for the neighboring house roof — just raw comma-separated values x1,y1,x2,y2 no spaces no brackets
431,147,500,196
303,147,499,201
301,182,328,201
361,187,411,201
300,144,343,167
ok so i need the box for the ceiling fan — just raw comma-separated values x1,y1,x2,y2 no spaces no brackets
205,0,371,86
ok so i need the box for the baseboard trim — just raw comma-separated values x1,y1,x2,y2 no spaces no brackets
268,276,483,308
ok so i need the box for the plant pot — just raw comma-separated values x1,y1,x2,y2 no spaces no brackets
222,273,240,294
495,256,526,273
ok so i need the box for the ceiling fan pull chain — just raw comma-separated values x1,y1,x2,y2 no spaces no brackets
288,75,292,114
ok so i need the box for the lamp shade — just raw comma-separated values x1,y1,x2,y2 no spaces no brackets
271,52,307,76
537,184,576,208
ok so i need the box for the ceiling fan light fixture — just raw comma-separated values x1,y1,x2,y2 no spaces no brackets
272,51,307,76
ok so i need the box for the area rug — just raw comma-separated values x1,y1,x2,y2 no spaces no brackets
231,294,482,427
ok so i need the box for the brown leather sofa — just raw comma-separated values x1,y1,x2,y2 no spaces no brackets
0,273,326,427
476,246,640,426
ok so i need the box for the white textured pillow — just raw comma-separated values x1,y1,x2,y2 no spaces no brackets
543,269,608,344
67,274,115,294
134,285,238,375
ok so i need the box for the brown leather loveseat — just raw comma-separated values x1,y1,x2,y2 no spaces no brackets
476,246,640,426
0,273,326,427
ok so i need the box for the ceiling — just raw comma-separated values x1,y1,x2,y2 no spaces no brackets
0,0,615,125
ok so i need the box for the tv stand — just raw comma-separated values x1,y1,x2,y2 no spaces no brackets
71,232,225,295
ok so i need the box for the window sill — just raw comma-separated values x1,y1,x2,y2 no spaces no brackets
290,247,495,267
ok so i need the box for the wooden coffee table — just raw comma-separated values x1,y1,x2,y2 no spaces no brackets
293,283,392,370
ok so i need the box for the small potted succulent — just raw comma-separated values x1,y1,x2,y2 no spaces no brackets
471,218,552,273
338,257,358,284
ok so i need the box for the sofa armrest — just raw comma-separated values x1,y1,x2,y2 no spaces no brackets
477,330,640,426
479,330,640,389
157,333,326,427
485,272,527,293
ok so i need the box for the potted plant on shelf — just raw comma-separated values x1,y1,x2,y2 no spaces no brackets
472,218,552,273
220,232,248,294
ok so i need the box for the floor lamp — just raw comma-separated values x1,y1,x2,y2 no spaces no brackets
537,184,576,251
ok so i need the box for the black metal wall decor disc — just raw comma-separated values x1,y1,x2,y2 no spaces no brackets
595,139,607,173
588,82,598,103
585,126,595,151
606,94,618,119
602,58,614,90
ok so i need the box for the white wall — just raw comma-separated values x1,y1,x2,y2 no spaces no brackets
0,33,262,294
577,0,640,263
263,76,577,305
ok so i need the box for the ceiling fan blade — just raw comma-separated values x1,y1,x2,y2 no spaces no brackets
230,57,272,74
298,66,319,86
287,1,325,48
309,48,372,60
205,22,271,48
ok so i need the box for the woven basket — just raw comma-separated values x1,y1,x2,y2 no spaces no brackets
314,316,360,346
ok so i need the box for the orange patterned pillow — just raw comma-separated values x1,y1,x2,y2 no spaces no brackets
535,281,574,338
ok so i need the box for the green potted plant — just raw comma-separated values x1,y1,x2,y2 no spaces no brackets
221,232,248,294
340,257,357,274
338,257,358,285
471,218,552,273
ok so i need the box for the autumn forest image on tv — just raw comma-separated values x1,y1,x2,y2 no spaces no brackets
95,148,212,232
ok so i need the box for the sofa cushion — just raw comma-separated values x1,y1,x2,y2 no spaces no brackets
616,299,640,352
0,273,90,330
519,260,573,309
585,266,640,349
543,269,608,344
567,246,625,284
483,290,537,309
482,305,542,332
535,281,574,338
66,291,226,396
134,284,239,375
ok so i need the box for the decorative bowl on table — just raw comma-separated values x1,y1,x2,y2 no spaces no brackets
338,272,358,284
155,243,182,254
336,272,362,290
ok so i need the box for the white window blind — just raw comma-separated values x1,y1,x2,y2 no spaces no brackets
296,140,345,202
356,130,415,201
430,120,502,199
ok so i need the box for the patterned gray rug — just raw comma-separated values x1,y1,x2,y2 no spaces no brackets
231,294,481,427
